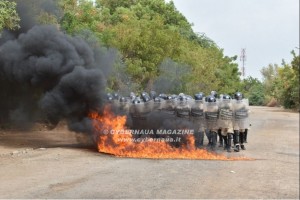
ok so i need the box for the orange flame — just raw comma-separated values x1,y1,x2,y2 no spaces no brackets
89,106,252,161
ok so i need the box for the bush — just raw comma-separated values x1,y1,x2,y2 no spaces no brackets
266,98,278,107
248,84,265,106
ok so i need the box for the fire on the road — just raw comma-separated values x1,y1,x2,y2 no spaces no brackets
89,106,252,160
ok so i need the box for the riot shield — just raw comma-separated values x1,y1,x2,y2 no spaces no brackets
204,101,219,130
118,97,131,114
161,98,177,115
176,99,191,119
152,98,165,111
233,99,249,130
218,98,233,129
191,100,205,130
129,100,153,132
129,100,153,118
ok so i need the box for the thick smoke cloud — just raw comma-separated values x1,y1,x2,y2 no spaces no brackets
152,58,191,94
0,25,106,132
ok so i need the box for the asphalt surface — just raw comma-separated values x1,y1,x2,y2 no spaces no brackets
0,106,299,199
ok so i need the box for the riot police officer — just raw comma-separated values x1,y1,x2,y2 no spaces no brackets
150,90,157,100
106,93,113,102
232,92,249,152
218,94,234,152
176,93,191,119
191,93,205,148
129,95,142,131
118,95,131,114
204,95,219,150
210,91,224,147
211,91,218,98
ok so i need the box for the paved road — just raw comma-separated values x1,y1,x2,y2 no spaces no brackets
0,106,299,199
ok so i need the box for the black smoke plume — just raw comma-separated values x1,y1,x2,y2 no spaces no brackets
0,25,106,133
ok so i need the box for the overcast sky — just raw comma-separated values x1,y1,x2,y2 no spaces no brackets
171,0,299,80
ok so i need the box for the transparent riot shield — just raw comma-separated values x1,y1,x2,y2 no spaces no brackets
129,100,153,118
118,97,131,115
129,99,153,132
161,98,177,115
218,98,233,129
233,99,249,130
152,98,165,111
191,100,205,130
176,99,191,119
204,101,219,130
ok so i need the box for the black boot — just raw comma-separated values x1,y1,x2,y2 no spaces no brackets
194,131,204,148
206,130,212,148
226,133,232,152
233,130,240,152
211,131,217,150
199,131,204,147
218,129,223,147
240,132,246,150
244,128,248,143
223,135,231,152
233,132,237,146
222,135,228,150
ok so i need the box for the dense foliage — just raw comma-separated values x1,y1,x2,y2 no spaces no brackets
261,51,299,109
1,0,298,109
56,0,242,95
0,0,20,32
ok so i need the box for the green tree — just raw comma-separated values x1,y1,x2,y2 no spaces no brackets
0,0,20,32
106,12,183,87
215,55,241,95
260,63,280,104
289,50,300,109
261,51,299,109
275,51,299,109
240,76,264,105
58,0,245,94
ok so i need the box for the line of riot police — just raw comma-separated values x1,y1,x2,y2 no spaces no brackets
105,90,250,152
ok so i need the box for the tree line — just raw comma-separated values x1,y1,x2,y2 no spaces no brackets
0,0,298,110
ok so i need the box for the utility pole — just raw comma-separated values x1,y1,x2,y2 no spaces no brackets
240,48,246,77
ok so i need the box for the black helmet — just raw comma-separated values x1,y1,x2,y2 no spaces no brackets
112,92,119,100
194,92,204,100
150,91,157,99
158,93,168,100
206,95,216,102
234,92,243,100
178,93,185,100
129,92,136,99
179,95,186,101
119,96,128,103
166,95,172,100
223,94,231,100
132,97,141,104
210,91,218,98
141,92,151,102
106,93,113,101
